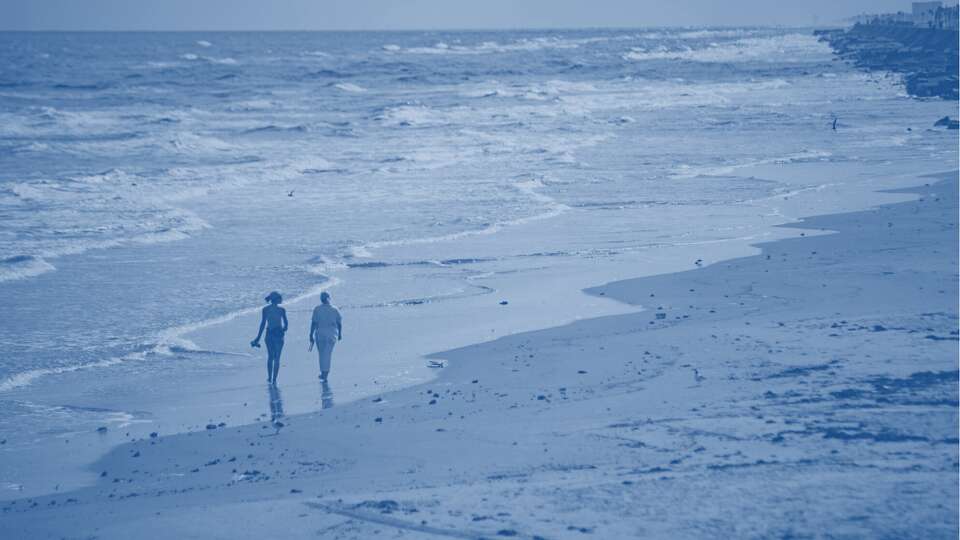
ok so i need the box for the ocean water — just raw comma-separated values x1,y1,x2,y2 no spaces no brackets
0,28,956,495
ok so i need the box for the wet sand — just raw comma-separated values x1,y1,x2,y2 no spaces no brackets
3,172,957,538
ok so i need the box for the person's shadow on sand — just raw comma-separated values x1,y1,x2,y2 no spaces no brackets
268,383,284,424
320,381,334,409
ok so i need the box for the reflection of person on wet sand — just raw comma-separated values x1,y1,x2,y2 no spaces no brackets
268,383,284,424
309,291,342,382
250,291,288,384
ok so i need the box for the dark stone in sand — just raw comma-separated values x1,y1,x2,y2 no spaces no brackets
206,424,218,430
374,417,383,423
149,432,158,438
290,488,302,493
499,300,509,305
96,426,107,433
355,499,400,513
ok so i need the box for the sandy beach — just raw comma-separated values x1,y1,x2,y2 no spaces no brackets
1,21,958,540
3,169,956,539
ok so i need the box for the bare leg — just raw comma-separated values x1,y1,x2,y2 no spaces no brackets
272,340,283,383
265,340,275,383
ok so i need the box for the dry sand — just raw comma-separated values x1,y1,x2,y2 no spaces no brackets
3,173,957,539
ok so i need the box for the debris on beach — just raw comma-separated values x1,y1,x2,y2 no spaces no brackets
427,359,446,368
354,499,401,514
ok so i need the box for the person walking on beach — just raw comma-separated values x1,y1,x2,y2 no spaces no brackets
251,291,288,384
309,292,342,381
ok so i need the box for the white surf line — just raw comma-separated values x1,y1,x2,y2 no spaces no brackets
349,178,570,259
154,276,342,351
0,352,144,394
0,278,341,394
305,502,541,539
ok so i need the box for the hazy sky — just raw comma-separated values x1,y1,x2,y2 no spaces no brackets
0,0,936,31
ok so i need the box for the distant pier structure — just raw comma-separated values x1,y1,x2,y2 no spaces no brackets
817,1,959,100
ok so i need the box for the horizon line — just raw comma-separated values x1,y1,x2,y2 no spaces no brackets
0,23,837,33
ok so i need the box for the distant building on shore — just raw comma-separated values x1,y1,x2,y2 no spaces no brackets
913,1,944,26
932,3,960,29
848,1,958,30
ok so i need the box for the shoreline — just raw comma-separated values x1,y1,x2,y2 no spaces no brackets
0,159,953,503
3,170,956,538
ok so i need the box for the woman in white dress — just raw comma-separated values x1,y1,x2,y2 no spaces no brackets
309,291,342,381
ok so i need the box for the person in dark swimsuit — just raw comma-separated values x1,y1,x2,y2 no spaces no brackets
250,291,288,384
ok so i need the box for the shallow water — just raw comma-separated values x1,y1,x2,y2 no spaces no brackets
0,28,956,497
